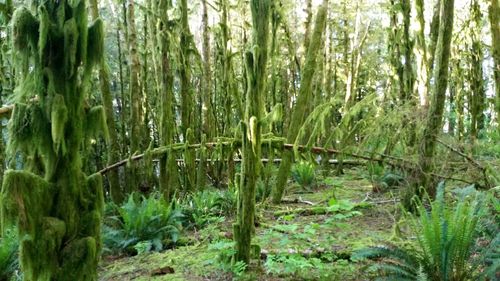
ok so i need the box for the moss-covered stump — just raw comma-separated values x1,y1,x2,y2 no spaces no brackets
1,1,106,280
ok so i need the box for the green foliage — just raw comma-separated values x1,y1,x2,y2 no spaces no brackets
102,193,183,255
0,227,18,281
207,240,247,277
180,189,236,229
264,253,326,279
366,163,406,191
291,161,316,189
353,184,494,281
325,198,363,220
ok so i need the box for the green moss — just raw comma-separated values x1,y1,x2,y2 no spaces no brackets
11,7,38,53
86,106,109,143
38,5,50,62
2,1,106,279
1,170,52,233
51,95,68,154
87,18,104,67
63,18,78,77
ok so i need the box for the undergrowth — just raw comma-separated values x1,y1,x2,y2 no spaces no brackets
353,183,498,281
102,193,183,255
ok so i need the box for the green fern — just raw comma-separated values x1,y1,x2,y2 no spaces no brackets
180,189,236,229
354,184,494,281
291,161,316,189
102,193,183,255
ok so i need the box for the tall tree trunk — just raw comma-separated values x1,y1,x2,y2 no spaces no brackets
89,0,123,203
179,0,196,192
414,0,429,107
234,0,271,264
157,0,178,201
469,0,486,139
127,0,145,192
303,0,313,54
417,0,455,198
427,0,441,77
271,2,328,204
489,0,500,119
401,0,414,102
202,0,215,140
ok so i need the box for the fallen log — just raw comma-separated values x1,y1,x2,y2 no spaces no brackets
97,140,394,175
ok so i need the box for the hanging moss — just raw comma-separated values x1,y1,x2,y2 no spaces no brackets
11,7,38,54
1,1,105,280
38,5,50,62
85,106,109,143
51,95,68,154
87,18,104,67
64,19,79,77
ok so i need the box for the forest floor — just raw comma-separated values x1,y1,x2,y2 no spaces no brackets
98,167,402,281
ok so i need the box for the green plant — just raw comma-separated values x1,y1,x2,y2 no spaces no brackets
0,227,18,281
181,189,236,229
353,184,493,281
366,163,405,192
103,193,183,255
291,161,316,189
265,253,324,277
207,240,247,276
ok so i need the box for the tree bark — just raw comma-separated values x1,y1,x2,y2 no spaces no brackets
417,0,455,197
127,0,145,193
489,0,500,119
271,2,328,204
88,0,123,203
234,0,272,264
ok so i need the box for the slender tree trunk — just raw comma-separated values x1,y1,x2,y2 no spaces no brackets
414,0,429,107
127,0,144,192
401,0,414,102
303,0,313,54
156,0,178,201
388,0,405,103
489,0,500,119
202,0,215,140
427,0,441,82
271,2,328,204
417,0,455,198
469,0,486,139
89,0,123,203
179,0,196,192
234,0,271,264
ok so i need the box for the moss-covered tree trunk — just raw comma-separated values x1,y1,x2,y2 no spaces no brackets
179,0,196,192
414,0,429,107
156,0,178,201
469,0,486,139
201,0,215,140
426,0,442,96
489,0,500,119
271,2,328,204
234,0,271,264
417,0,455,197
126,0,145,193
88,0,123,203
0,0,12,184
1,1,106,280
